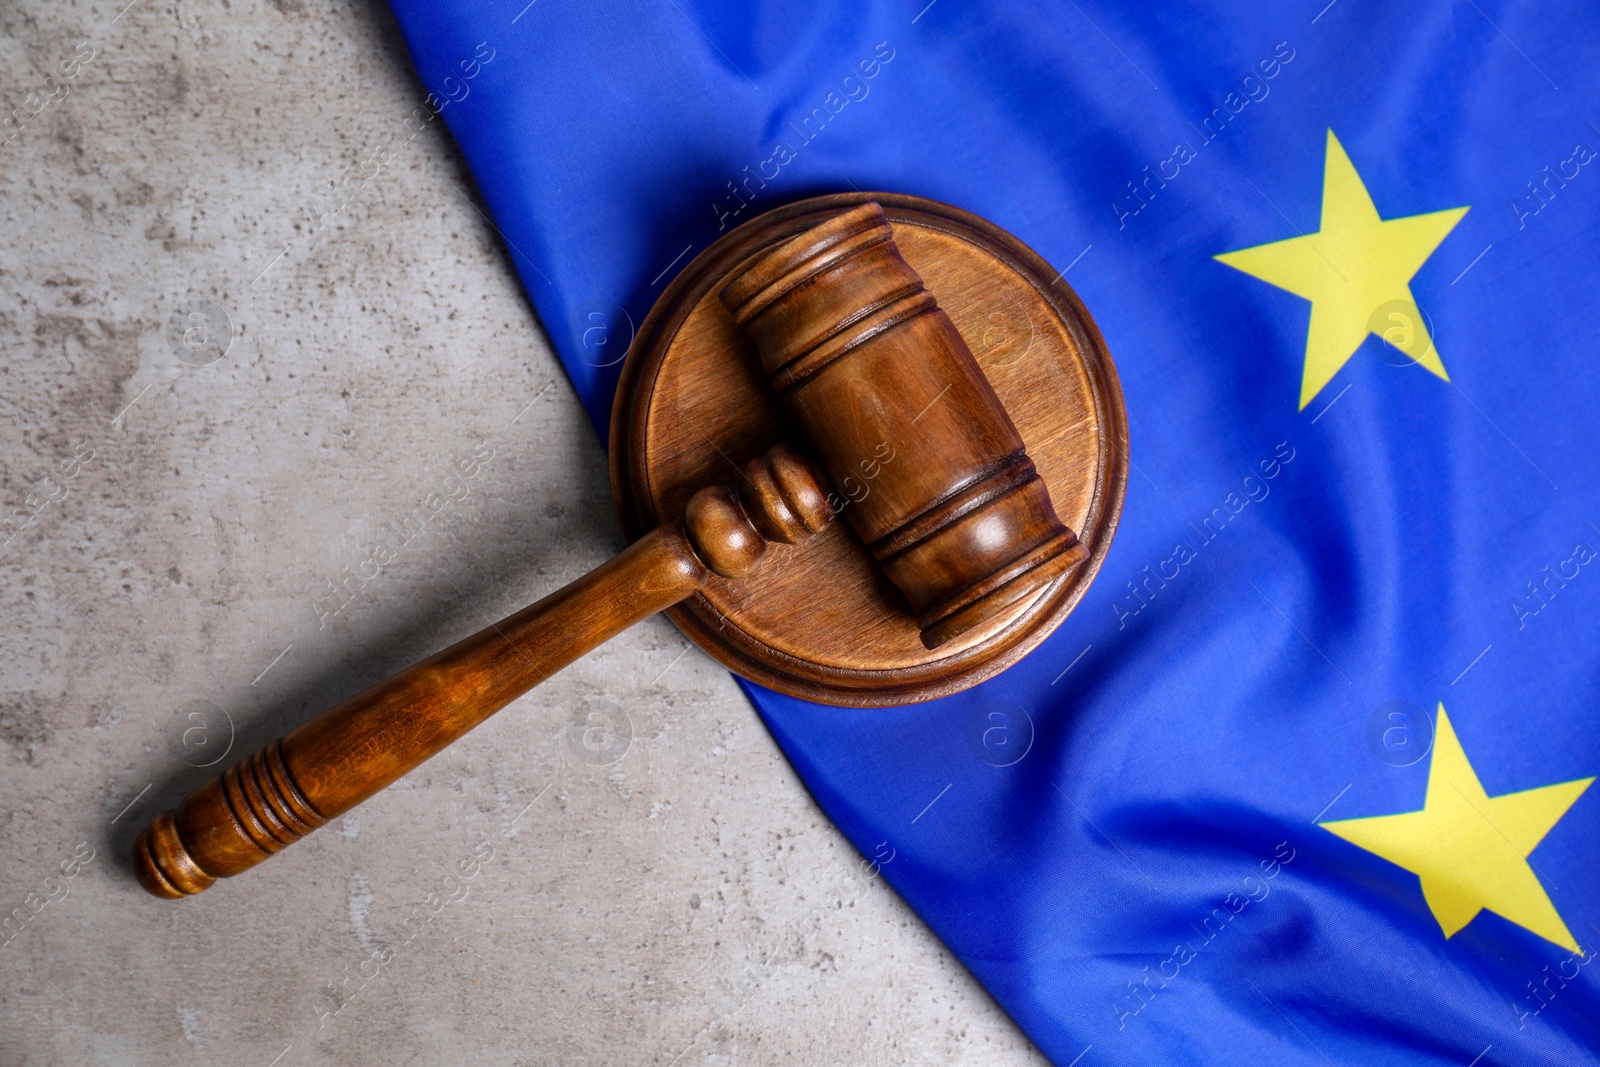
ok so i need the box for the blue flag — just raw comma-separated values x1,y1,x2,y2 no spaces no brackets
387,1,1600,1062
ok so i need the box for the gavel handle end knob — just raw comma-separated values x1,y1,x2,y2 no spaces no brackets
134,811,216,899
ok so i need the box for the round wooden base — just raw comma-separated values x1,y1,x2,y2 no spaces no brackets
611,193,1127,707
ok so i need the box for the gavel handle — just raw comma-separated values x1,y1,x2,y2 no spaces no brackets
134,447,830,898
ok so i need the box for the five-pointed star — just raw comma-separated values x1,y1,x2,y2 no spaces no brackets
1320,705,1592,952
1216,129,1469,409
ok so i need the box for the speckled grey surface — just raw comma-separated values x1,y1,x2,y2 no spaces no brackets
0,2,1048,1063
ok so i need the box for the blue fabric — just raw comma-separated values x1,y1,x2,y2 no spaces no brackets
386,2,1600,1062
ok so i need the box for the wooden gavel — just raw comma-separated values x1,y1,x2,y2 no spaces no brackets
134,202,1087,898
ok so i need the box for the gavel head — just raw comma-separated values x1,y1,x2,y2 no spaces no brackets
720,202,1088,649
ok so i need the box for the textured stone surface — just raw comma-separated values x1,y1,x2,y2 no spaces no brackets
0,1,1047,1063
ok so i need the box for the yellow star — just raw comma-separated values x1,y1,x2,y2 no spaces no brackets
1216,129,1469,409
1320,705,1592,952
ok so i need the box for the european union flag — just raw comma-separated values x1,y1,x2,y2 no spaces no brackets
388,1,1600,1061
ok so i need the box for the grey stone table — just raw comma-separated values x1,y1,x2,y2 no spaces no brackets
0,1,1048,1062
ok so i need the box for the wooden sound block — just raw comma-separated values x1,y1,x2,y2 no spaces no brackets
612,193,1128,706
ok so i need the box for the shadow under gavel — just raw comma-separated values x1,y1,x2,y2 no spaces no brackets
134,203,1086,898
